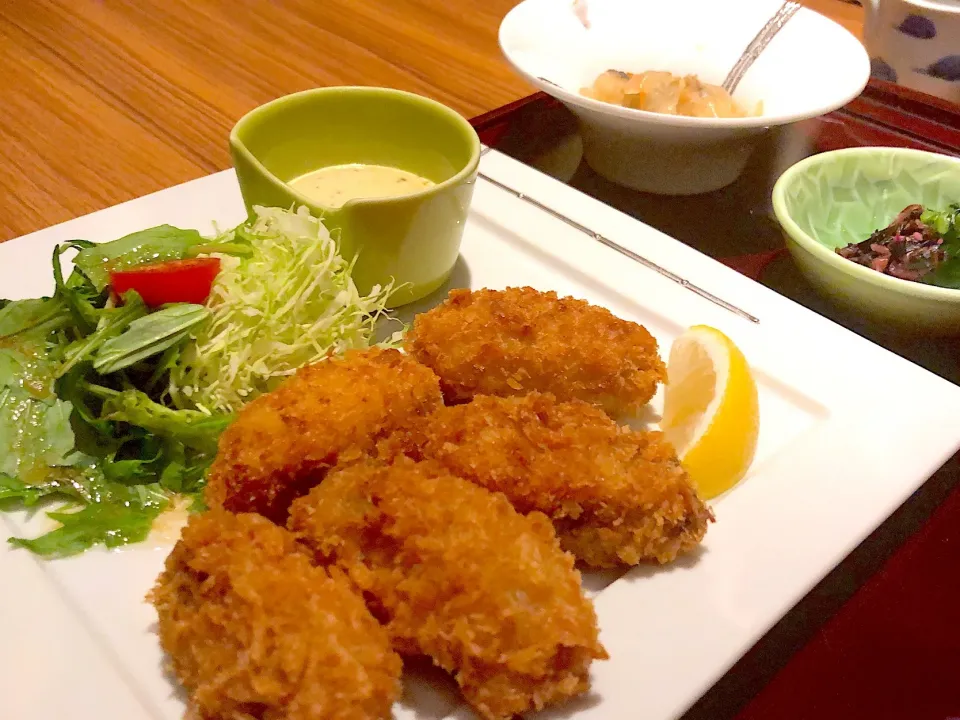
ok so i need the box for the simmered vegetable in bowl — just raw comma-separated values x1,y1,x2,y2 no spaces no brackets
580,70,760,118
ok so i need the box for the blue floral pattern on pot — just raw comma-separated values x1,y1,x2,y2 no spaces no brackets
863,0,960,103
870,56,899,83
896,14,937,39
916,55,960,82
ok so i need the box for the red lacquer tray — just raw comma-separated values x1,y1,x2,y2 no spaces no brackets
471,80,960,720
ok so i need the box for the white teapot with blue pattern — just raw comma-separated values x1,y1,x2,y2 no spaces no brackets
864,0,960,103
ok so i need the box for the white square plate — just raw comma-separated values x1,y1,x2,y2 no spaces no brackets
2,149,959,720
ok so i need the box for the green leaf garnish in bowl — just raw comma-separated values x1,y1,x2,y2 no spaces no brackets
772,147,960,335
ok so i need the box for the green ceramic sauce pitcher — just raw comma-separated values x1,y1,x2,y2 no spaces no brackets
230,87,481,307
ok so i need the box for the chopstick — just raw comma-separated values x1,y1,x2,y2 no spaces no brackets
475,148,761,324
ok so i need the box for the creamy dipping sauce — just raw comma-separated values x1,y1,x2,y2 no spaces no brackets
289,163,435,208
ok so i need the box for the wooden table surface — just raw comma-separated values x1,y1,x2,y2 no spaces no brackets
0,0,863,243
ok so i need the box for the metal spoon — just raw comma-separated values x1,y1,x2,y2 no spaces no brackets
721,1,801,95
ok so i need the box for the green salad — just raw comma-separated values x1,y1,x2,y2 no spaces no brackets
0,206,397,557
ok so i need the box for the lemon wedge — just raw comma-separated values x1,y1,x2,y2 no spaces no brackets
660,325,759,500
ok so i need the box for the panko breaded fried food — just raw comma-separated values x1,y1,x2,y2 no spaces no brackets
149,510,402,720
404,286,666,415
206,347,442,523
288,459,607,720
380,392,713,568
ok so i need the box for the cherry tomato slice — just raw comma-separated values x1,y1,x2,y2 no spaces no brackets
109,257,221,307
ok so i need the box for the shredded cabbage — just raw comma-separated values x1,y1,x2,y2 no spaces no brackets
168,206,400,413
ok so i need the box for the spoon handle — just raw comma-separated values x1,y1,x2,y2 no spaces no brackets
722,1,801,96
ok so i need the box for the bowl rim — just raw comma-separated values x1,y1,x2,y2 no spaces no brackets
906,0,960,14
229,86,481,212
498,1,870,130
771,146,960,302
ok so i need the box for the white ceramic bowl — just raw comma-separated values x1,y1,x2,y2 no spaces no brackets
499,0,871,195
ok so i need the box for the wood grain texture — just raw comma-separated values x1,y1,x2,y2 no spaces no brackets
0,0,862,242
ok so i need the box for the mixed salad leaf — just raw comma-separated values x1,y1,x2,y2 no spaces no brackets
1,206,397,556
73,225,206,291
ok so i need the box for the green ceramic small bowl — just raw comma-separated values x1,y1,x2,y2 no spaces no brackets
772,147,960,335
230,87,481,307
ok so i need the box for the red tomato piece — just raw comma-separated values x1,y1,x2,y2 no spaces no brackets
109,258,221,307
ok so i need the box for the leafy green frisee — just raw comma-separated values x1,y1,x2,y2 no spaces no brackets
0,239,229,556
0,297,168,557
3,470,169,557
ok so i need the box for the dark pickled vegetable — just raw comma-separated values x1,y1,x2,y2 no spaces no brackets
836,204,960,287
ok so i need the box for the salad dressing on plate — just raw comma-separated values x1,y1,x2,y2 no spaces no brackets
289,163,435,208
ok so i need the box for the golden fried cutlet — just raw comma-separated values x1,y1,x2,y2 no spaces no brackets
404,287,666,415
149,510,402,720
288,459,607,720
379,392,713,568
205,347,443,523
